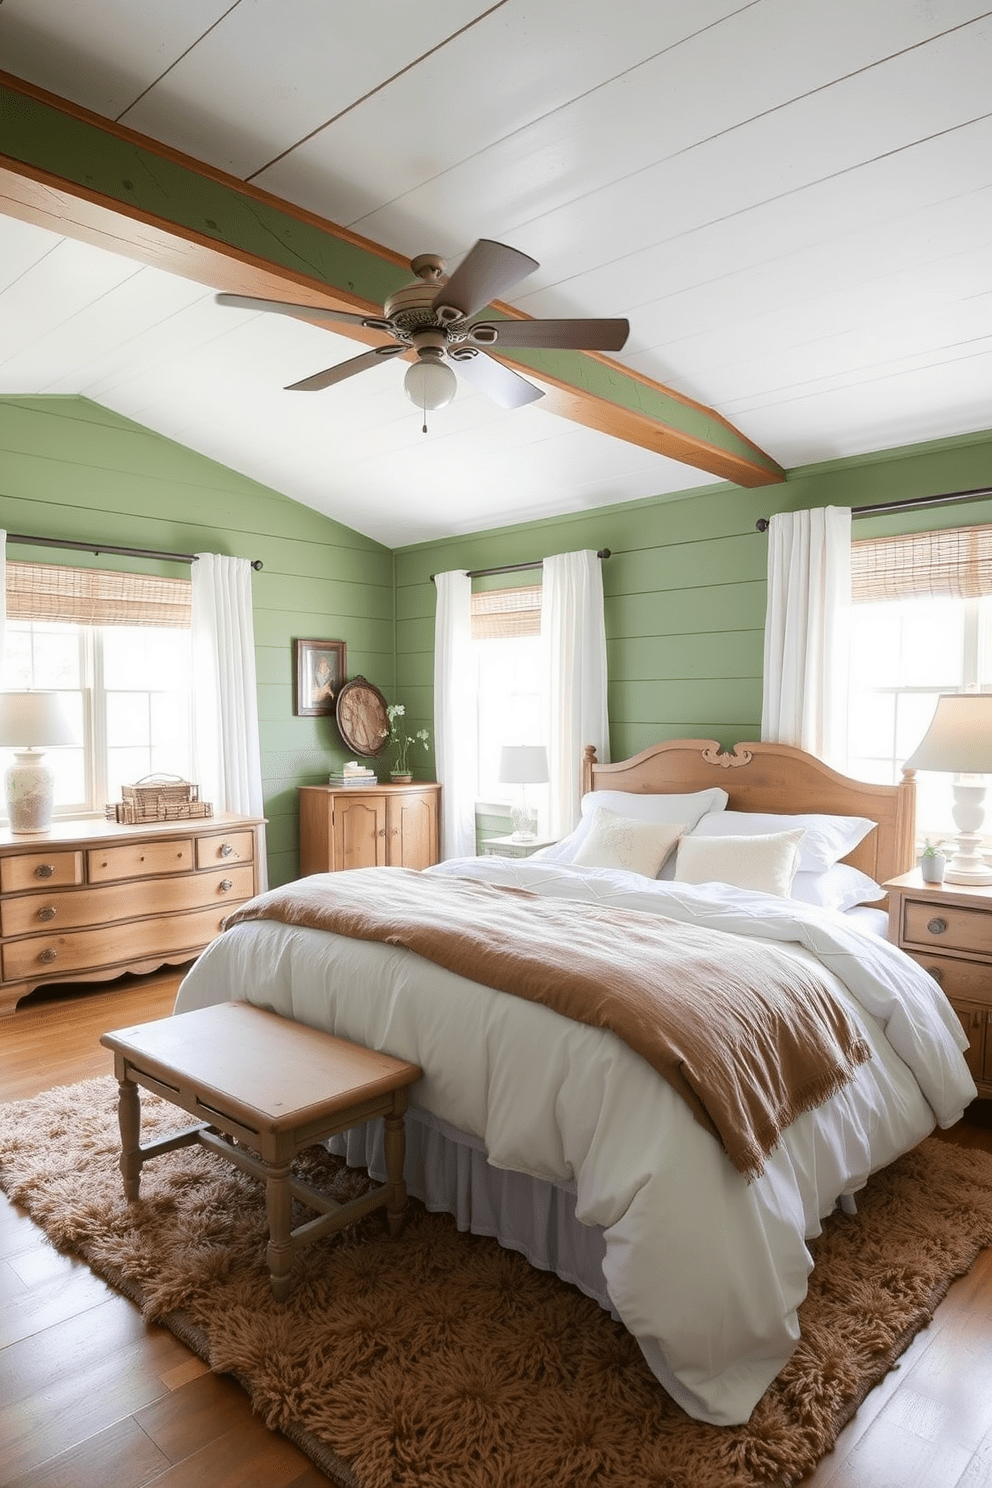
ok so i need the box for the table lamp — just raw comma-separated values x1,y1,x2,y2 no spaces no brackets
499,745,549,842
902,694,992,886
0,691,79,834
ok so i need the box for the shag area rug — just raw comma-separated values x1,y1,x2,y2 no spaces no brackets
3,1079,992,1488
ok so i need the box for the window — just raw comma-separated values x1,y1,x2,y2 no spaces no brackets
2,563,192,821
471,584,548,822
846,525,992,840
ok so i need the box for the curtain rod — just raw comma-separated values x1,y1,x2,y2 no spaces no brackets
431,548,610,582
4,532,263,570
755,486,992,533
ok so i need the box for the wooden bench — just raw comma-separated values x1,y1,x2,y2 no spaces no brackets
100,1001,423,1301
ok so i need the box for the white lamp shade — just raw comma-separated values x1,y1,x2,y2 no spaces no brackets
0,692,78,749
903,694,992,776
498,745,549,785
404,357,457,411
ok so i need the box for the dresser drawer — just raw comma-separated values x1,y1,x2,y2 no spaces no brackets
195,830,255,870
2,903,233,982
0,864,255,939
902,900,991,958
0,851,84,894
87,839,193,884
907,950,991,1003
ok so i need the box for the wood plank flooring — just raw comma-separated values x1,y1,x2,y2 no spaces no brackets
1,974,991,1486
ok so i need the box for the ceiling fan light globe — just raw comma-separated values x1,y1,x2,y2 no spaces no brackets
404,358,457,410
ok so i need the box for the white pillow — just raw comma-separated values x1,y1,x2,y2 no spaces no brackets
536,786,728,868
688,809,875,873
673,829,806,897
571,809,685,878
791,864,884,912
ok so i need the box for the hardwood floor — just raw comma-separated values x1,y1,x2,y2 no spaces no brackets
1,975,991,1487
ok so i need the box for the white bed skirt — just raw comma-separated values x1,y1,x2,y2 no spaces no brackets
330,1106,614,1314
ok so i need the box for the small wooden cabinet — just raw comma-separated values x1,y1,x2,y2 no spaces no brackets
0,814,264,1016
885,870,992,1097
299,783,440,876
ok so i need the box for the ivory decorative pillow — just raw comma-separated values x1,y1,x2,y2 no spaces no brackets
571,809,686,878
673,828,807,897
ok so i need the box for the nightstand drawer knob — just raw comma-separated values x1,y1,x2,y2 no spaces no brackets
37,906,57,921
926,917,948,936
219,878,233,892
34,863,55,879
220,842,234,857
39,947,58,964
925,965,944,986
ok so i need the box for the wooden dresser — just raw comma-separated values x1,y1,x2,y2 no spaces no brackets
885,869,992,1097
0,813,264,1016
299,783,440,876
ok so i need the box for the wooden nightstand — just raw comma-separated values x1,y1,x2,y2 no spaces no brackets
481,834,558,859
884,870,992,1096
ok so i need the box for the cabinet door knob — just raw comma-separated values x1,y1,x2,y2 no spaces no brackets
926,917,947,936
378,829,386,837
39,947,58,964
34,863,55,879
37,906,57,921
219,878,233,892
220,842,234,857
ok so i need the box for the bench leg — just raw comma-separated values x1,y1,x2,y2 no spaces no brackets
265,1162,295,1302
383,1109,409,1239
116,1076,143,1202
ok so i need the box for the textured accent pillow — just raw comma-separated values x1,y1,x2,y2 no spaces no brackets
571,810,686,878
673,828,806,897
791,864,884,912
535,786,728,868
688,810,875,873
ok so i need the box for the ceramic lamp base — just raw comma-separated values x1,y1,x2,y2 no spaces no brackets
4,749,55,834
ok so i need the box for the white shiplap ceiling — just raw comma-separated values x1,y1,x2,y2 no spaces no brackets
0,0,990,547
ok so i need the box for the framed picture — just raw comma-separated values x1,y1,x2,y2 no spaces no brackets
295,638,346,717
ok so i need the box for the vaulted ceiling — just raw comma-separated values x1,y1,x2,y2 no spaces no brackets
1,2,990,546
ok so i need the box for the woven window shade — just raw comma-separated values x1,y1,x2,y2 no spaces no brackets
6,562,192,628
851,525,992,602
471,585,542,639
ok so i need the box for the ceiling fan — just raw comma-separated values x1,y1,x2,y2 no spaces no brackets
215,238,629,425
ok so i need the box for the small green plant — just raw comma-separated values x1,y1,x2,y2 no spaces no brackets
920,838,945,857
386,703,430,776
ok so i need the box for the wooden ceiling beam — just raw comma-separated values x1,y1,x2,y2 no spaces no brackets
0,71,784,489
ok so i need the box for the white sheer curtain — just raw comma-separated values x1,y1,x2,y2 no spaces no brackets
542,549,610,838
191,553,267,886
0,532,6,672
761,506,852,769
433,569,477,859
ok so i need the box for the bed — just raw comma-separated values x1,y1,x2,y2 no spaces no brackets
174,738,975,1426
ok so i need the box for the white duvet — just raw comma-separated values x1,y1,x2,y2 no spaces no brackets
175,856,975,1425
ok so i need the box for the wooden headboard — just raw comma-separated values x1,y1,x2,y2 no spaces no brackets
581,739,916,889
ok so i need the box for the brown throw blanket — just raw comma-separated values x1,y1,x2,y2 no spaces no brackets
224,869,872,1179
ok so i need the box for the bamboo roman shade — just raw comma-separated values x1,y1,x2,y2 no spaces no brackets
471,584,542,639
5,562,192,628
851,524,992,602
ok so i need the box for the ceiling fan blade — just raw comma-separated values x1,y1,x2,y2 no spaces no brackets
285,344,404,392
452,350,544,410
215,292,373,329
434,239,539,321
469,317,630,351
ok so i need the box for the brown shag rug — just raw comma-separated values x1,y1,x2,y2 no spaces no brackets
2,1079,992,1488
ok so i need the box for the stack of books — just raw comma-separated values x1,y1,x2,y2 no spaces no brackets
328,761,378,787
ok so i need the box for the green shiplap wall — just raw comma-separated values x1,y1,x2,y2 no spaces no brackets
394,428,992,764
0,396,394,887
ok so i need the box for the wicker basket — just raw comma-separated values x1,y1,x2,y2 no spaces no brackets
105,775,213,824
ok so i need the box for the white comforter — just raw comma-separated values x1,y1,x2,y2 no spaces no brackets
175,857,975,1425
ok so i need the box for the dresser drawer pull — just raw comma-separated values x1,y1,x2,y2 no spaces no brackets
220,842,234,857
38,947,58,964
37,906,57,921
219,878,233,892
34,863,55,879
926,917,947,936
925,965,944,986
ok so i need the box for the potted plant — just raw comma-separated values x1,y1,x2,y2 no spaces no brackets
386,704,429,784
919,838,946,884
